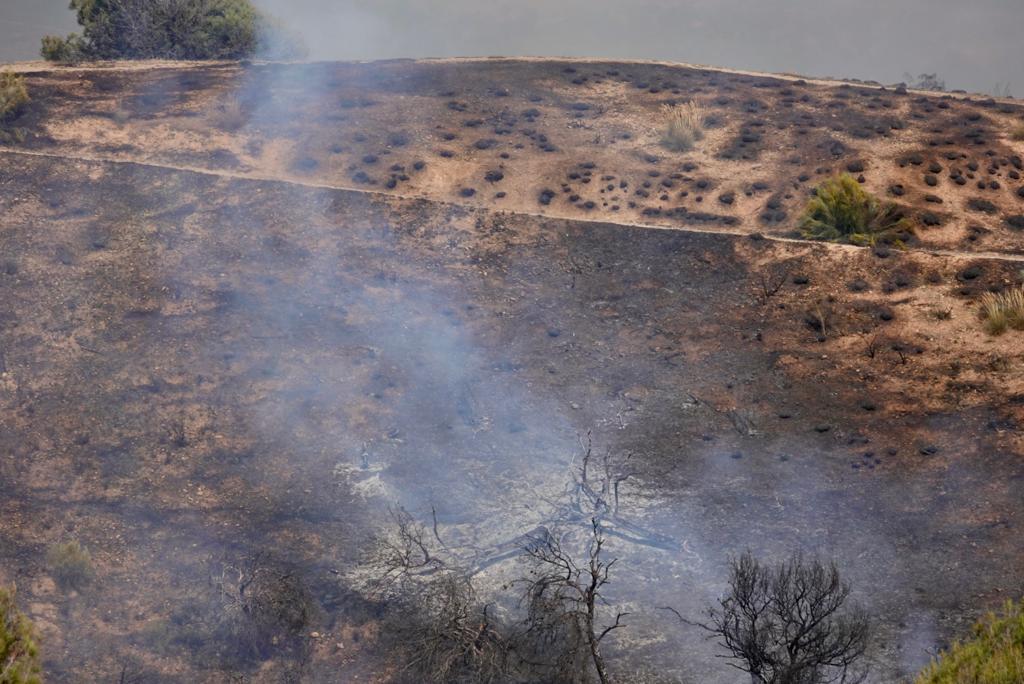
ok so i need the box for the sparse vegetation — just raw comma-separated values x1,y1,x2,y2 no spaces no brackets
0,586,42,684
979,286,1024,335
210,97,249,132
905,73,947,92
661,102,706,152
800,174,912,246
0,72,29,123
755,265,791,305
364,442,641,684
211,557,319,663
693,551,871,684
47,540,94,592
42,0,265,62
369,512,628,684
1011,124,1024,142
393,571,510,684
916,600,1024,684
992,82,1013,99
6,52,1024,682
519,519,626,684
366,508,517,683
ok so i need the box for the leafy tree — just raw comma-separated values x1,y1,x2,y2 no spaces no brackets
799,174,912,246
41,0,264,62
917,600,1024,684
0,586,42,684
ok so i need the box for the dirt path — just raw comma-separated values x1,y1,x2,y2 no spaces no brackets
4,146,1024,265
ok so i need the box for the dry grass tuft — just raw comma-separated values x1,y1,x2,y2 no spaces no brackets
1011,123,1024,141
980,286,1024,335
211,97,250,132
47,540,94,591
661,102,706,152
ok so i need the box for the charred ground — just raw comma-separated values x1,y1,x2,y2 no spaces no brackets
1,59,1023,682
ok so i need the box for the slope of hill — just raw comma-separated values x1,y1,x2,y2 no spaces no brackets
1,58,1023,683
7,58,1024,253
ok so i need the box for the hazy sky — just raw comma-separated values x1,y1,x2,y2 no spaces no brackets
2,0,1021,94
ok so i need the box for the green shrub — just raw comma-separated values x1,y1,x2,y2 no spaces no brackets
799,174,912,246
47,540,94,592
43,0,264,62
39,34,86,64
661,102,706,152
0,586,42,684
980,286,1024,335
0,71,29,123
917,600,1024,683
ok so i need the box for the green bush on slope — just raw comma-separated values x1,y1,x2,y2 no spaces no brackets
0,72,29,122
0,586,42,684
917,601,1024,684
46,540,94,592
799,174,912,246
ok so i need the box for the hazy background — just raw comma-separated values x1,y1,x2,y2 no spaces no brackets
2,0,1020,94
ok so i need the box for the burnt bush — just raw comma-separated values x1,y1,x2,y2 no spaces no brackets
366,447,640,684
695,551,871,684
387,572,511,684
366,509,515,683
967,198,998,214
210,557,320,665
518,520,627,684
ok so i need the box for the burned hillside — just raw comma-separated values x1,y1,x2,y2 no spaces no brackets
0,59,1023,682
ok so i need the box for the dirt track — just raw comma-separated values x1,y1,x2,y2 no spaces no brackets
5,146,1024,266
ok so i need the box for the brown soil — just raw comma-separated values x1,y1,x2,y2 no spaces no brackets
1,58,1023,683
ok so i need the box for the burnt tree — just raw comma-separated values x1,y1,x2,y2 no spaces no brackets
694,551,870,684
520,519,627,684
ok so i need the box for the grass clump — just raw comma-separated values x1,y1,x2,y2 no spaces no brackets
661,102,706,152
979,286,1024,335
47,540,94,592
1011,124,1024,142
917,600,1024,683
0,71,29,123
800,174,912,246
0,585,42,684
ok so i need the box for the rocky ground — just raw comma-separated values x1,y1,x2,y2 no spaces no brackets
0,58,1023,682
